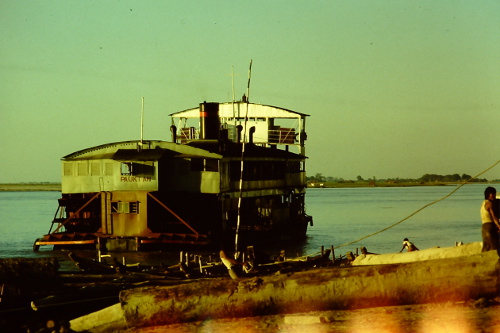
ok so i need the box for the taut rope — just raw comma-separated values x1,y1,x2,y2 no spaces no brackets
334,159,500,249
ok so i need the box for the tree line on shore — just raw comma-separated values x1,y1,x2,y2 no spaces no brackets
307,173,494,184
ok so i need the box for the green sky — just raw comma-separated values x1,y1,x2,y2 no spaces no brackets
1,0,499,182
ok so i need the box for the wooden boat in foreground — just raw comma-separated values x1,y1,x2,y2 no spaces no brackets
70,247,499,331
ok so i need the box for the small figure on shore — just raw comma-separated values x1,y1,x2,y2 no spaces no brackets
220,249,249,280
399,238,419,252
480,186,500,252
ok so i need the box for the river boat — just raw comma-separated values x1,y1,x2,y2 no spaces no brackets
34,101,312,251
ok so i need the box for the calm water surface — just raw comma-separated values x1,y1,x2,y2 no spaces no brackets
0,184,489,268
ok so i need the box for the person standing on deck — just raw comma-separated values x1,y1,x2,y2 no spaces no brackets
480,186,500,252
399,238,419,252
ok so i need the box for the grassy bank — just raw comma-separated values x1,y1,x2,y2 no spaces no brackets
0,183,61,191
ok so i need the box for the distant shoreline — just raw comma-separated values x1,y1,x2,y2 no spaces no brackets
308,181,498,188
0,183,61,191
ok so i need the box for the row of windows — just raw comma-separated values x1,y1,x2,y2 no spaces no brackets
63,162,155,177
64,162,114,176
187,159,302,180
64,160,300,180
229,161,301,181
190,159,219,172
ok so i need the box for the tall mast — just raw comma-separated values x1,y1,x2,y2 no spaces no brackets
235,60,253,254
246,60,253,102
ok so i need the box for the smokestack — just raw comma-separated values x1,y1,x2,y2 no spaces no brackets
236,125,243,143
199,102,220,140
249,126,255,144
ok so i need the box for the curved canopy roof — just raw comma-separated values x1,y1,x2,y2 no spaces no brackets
170,102,309,119
62,140,223,161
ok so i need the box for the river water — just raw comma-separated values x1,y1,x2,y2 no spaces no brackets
0,184,490,269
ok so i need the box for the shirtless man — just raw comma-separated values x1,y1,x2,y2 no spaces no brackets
399,238,419,252
480,187,500,252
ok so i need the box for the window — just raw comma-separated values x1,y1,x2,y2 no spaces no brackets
191,159,203,171
121,163,133,175
105,163,113,176
205,159,219,172
111,201,139,214
120,162,155,176
78,162,88,176
191,159,219,172
91,163,100,176
64,163,73,176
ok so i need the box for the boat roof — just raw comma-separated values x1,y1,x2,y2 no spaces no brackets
62,140,305,161
62,140,223,161
169,102,309,119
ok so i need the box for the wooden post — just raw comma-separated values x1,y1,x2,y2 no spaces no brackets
331,245,335,264
97,237,102,262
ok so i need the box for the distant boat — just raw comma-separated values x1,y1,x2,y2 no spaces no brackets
34,101,313,252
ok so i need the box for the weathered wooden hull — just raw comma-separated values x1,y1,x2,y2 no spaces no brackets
353,242,484,266
71,250,499,330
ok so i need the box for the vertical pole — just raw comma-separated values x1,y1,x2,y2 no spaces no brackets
246,60,253,102
97,237,102,262
235,60,253,255
231,66,236,104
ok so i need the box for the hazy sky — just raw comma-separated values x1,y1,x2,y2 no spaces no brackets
1,1,499,183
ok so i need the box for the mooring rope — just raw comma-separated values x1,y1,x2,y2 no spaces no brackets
333,159,500,250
